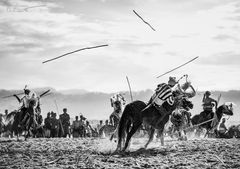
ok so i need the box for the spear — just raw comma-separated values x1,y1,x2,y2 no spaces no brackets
2,92,24,99
40,89,51,97
126,76,133,102
42,44,108,64
156,56,199,78
133,10,156,31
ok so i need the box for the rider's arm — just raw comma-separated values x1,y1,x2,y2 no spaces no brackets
110,98,114,107
177,84,184,94
202,93,206,103
188,85,196,98
13,94,21,103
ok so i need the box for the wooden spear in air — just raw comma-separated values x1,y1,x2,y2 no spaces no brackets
133,10,156,31
42,44,109,64
2,92,24,99
156,56,199,78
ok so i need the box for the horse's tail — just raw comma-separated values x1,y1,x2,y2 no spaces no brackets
117,103,133,150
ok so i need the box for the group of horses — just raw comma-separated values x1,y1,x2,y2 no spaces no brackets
111,94,234,152
0,88,236,153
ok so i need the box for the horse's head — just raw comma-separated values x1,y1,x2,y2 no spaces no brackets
218,102,234,116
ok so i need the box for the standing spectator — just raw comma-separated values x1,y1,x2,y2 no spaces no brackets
59,108,70,138
79,115,86,137
97,120,103,136
85,121,93,137
50,113,59,138
97,120,103,132
105,120,109,126
44,112,51,138
72,116,80,138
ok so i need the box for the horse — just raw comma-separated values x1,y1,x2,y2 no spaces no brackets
116,96,193,152
6,99,40,140
170,99,193,140
191,103,233,137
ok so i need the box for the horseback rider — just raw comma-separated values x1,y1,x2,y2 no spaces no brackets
174,79,196,125
110,93,126,127
148,76,178,115
201,91,218,118
14,87,40,127
110,93,126,111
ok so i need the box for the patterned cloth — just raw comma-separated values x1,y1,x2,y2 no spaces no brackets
150,83,175,106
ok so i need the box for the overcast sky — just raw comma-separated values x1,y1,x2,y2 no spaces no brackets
0,0,240,93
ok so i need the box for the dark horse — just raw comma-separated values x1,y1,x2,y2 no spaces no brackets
116,96,193,151
191,104,233,137
6,99,40,140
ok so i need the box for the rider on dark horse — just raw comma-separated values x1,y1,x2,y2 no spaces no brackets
201,91,218,119
147,76,178,118
14,87,40,128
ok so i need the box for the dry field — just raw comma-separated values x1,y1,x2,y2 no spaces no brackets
0,136,240,169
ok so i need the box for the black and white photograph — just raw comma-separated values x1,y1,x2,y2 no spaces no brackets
0,0,240,168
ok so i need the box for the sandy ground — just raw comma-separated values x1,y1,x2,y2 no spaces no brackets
0,136,240,169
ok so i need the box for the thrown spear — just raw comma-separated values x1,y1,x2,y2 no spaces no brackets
42,44,108,64
133,10,156,31
2,92,24,99
156,56,199,78
40,89,51,97
2,89,51,99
